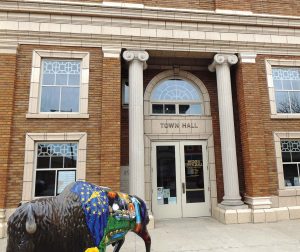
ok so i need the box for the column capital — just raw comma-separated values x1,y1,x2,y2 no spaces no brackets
208,54,238,72
123,50,149,63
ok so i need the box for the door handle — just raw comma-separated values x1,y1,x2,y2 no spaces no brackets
182,183,185,194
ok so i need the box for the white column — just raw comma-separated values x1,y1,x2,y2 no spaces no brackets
209,54,244,206
123,50,149,200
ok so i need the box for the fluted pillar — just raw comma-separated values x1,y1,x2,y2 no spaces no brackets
123,50,149,200
209,54,244,206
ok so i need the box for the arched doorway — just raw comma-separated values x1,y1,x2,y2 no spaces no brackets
144,70,217,219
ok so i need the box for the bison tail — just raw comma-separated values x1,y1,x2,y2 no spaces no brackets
25,203,37,234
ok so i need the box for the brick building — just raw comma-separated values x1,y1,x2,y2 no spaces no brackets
1,0,300,237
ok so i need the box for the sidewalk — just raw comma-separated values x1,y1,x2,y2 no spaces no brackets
2,217,300,251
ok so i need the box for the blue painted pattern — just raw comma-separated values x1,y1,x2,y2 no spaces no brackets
71,182,109,246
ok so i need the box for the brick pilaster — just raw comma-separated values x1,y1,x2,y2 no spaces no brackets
235,59,269,197
100,49,121,191
0,53,17,210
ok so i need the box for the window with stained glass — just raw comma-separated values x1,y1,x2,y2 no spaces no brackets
35,143,77,196
150,79,203,115
40,59,81,112
272,67,300,114
281,140,300,187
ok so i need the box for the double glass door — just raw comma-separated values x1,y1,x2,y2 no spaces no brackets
152,141,210,219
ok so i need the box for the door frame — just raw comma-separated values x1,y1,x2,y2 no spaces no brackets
151,140,211,219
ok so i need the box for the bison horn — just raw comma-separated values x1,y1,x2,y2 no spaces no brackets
26,204,37,234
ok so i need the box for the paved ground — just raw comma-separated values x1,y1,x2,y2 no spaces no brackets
2,217,300,251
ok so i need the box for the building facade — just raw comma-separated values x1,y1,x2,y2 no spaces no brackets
1,0,300,237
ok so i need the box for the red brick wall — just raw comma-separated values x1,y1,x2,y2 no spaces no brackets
255,55,300,196
235,55,300,198
5,45,121,208
235,62,269,197
215,0,251,11
0,53,17,209
100,56,121,191
56,0,299,16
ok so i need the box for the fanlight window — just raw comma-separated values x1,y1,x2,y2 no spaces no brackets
150,79,203,115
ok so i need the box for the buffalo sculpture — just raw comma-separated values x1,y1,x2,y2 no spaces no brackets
6,181,151,252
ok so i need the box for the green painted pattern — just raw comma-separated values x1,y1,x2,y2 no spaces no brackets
98,215,136,252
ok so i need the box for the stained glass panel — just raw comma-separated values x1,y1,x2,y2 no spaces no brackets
273,67,300,114
35,143,78,197
40,59,81,112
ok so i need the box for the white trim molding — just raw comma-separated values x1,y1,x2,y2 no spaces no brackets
244,196,272,209
238,53,257,64
266,59,300,119
274,132,300,190
0,208,5,238
26,50,90,119
102,47,121,58
22,132,87,202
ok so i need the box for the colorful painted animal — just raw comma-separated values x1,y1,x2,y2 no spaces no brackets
6,181,151,252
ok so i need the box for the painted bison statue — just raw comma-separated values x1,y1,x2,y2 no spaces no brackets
6,181,151,252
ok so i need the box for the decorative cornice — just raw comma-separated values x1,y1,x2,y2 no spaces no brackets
208,54,238,72
1,1,300,29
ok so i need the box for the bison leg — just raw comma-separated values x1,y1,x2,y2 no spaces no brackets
112,238,125,252
135,228,151,252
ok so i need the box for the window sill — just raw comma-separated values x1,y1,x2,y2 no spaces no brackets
278,188,300,197
26,113,89,119
271,114,300,119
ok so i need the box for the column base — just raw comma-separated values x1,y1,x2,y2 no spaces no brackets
220,198,245,207
218,203,249,210
244,196,272,209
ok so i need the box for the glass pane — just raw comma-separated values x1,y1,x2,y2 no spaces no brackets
51,156,64,168
283,164,299,186
56,74,68,85
64,155,76,168
282,80,292,90
292,80,300,90
184,145,204,203
35,170,55,196
152,104,163,114
57,170,76,194
273,80,282,90
60,87,79,112
37,157,50,169
292,152,300,162
41,86,60,112
68,74,80,86
156,146,177,205
179,104,202,115
275,91,290,113
290,92,300,113
164,104,176,114
151,79,201,101
42,73,55,85
282,152,291,162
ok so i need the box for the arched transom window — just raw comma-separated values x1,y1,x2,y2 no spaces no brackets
150,78,203,115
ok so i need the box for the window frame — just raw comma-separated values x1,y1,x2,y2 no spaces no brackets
34,142,78,197
150,78,204,116
27,50,90,119
22,132,87,202
274,132,300,193
266,59,300,119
